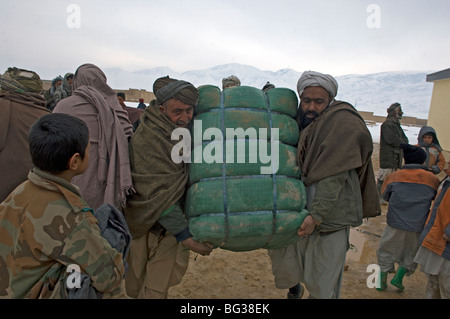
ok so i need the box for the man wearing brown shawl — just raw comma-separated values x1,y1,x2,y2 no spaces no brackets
269,71,380,299
53,63,134,211
0,67,51,202
124,76,212,299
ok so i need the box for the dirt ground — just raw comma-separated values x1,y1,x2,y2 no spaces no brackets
167,143,450,299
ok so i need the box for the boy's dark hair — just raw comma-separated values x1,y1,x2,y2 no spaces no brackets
400,143,427,165
117,92,125,99
29,113,89,174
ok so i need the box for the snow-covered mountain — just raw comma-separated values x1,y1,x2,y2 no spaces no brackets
104,63,434,119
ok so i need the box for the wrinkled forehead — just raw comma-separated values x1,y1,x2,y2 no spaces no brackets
301,86,331,99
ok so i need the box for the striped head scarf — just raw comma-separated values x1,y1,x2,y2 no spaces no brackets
153,76,199,106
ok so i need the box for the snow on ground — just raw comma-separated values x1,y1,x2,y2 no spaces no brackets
366,122,421,144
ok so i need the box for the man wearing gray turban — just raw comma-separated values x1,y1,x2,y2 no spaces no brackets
125,76,212,299
269,71,380,299
295,71,339,129
297,70,339,100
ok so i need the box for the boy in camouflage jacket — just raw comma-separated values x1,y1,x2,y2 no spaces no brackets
0,113,126,298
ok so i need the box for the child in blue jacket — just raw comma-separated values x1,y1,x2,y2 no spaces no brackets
376,144,441,291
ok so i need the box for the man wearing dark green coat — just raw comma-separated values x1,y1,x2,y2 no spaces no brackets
377,103,408,204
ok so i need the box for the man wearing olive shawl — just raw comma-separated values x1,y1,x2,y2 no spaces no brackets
269,71,380,299
124,76,212,299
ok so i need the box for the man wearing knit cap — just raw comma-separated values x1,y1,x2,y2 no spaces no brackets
377,102,409,205
0,67,51,202
125,76,212,299
269,70,380,299
377,144,440,292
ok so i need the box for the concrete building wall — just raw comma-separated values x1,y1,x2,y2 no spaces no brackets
427,78,450,151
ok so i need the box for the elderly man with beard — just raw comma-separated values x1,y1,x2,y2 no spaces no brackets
377,103,409,205
124,76,213,299
269,71,380,299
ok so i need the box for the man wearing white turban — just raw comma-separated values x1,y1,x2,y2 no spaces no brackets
295,71,339,130
269,71,380,299
296,70,339,100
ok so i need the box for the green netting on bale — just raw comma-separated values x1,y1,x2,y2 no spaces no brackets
186,176,306,218
189,209,309,251
189,141,300,182
196,85,298,117
192,109,299,146
186,84,308,251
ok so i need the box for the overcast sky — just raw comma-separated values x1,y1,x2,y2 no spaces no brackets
1,0,449,80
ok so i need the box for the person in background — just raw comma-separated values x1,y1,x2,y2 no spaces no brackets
417,126,445,175
377,102,409,205
262,81,275,92
43,75,63,110
137,98,146,110
117,92,144,132
414,170,450,299
269,71,380,299
117,92,126,107
54,72,74,105
222,75,241,89
53,63,134,211
0,66,51,202
124,76,212,299
377,144,440,291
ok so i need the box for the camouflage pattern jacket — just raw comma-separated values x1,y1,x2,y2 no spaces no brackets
0,168,125,298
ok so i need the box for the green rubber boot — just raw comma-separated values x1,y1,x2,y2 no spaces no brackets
390,266,408,291
376,271,388,291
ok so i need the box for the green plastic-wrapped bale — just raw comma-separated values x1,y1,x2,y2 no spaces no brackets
186,85,308,251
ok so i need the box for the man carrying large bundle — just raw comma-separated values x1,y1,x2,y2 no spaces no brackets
124,76,212,299
269,71,380,299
